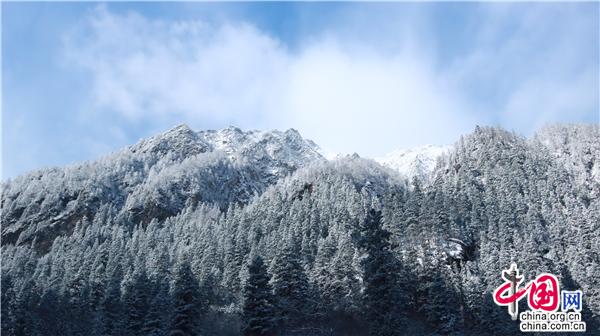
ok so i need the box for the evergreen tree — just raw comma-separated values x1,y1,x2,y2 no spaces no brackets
89,248,108,310
358,209,403,336
241,256,276,336
143,282,170,336
123,268,150,336
270,235,311,332
100,267,124,336
313,234,338,314
170,260,202,336
37,288,66,336
1,274,16,335
13,277,40,336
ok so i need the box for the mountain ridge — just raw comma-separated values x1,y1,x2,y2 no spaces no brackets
0,124,325,251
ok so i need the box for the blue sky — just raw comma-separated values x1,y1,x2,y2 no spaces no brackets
2,2,599,179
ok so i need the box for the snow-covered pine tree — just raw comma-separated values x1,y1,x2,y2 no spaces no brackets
1,274,16,335
143,282,170,336
170,259,202,336
241,255,276,336
122,268,150,336
100,266,125,336
270,234,311,332
358,209,404,336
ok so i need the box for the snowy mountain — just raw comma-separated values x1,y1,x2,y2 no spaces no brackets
375,144,452,181
197,125,324,177
1,124,324,251
1,123,599,336
131,124,324,174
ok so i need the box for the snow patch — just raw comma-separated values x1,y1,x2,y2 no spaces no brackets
375,144,452,180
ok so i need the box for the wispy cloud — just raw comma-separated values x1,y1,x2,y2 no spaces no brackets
64,7,288,126
445,3,599,132
61,3,598,158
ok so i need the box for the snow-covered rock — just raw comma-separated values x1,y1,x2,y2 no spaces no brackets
131,124,324,170
198,126,324,176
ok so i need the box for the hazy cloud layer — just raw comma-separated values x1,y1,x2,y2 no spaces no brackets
63,4,597,158
4,3,597,178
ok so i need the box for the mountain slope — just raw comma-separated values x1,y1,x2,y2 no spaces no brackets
1,124,324,252
1,123,598,336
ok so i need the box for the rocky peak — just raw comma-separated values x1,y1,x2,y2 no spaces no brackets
130,123,209,159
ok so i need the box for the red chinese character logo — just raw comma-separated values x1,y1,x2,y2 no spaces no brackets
493,264,561,319
528,274,559,312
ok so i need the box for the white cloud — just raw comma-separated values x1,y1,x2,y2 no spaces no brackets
63,4,598,158
280,40,475,156
64,7,289,128
445,3,599,132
